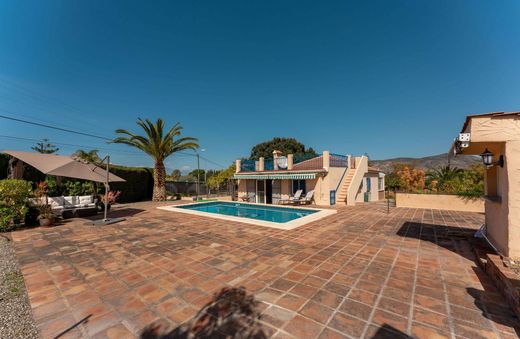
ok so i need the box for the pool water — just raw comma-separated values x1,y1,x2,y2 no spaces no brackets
177,201,317,223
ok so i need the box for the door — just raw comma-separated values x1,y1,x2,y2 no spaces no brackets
266,180,273,204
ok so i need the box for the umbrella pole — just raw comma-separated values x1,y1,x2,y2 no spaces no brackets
90,154,125,226
104,156,109,221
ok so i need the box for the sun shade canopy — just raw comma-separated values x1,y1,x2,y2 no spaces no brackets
3,150,125,183
233,172,318,180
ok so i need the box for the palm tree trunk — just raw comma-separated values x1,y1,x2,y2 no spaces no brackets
153,160,167,201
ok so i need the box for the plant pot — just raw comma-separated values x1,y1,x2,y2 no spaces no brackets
38,218,53,227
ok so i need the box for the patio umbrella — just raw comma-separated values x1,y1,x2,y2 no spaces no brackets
3,150,126,225
2,150,125,183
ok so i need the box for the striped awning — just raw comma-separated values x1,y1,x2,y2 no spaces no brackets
233,173,317,180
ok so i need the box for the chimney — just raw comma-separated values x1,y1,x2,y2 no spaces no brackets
273,150,282,170
323,151,330,170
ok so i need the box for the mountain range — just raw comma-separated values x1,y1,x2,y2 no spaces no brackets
369,153,480,173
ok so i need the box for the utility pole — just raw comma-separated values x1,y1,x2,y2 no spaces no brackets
196,153,200,201
195,148,205,201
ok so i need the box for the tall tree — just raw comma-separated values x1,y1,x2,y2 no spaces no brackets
32,139,59,154
112,118,198,201
249,137,316,160
170,169,182,181
189,169,205,180
73,149,102,163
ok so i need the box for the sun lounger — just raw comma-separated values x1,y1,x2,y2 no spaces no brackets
278,189,303,204
293,190,314,205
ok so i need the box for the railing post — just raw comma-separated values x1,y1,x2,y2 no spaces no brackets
287,154,293,170
259,157,265,171
235,160,241,173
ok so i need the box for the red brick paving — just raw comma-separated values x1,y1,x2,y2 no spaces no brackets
11,201,520,338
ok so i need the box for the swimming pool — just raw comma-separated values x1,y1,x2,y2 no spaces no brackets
158,201,337,230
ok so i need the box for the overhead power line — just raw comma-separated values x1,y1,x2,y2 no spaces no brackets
0,113,111,141
0,135,144,156
0,112,228,168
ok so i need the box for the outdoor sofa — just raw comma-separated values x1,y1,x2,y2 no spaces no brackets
29,195,99,219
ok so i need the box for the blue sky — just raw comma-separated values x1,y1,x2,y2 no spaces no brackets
1,1,519,173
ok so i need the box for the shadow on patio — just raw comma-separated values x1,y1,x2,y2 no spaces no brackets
396,221,520,337
396,221,487,262
139,287,413,339
140,287,267,338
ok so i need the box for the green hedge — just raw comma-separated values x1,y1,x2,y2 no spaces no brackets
0,154,153,203
108,165,154,203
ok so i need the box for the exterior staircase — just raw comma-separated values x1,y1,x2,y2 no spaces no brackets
336,170,355,203
335,155,368,205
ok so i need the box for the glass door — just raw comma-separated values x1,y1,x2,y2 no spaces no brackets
256,180,265,203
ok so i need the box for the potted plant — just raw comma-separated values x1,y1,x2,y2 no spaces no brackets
37,204,54,227
98,190,121,212
35,181,54,227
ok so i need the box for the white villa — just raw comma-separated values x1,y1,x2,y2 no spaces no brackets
233,150,385,206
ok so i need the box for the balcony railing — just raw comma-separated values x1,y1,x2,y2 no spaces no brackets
240,159,257,172
239,153,348,172
292,154,322,170
264,158,274,171
330,154,348,167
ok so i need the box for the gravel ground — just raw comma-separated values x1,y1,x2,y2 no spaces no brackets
0,235,39,339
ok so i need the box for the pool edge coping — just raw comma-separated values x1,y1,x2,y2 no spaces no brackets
156,200,337,230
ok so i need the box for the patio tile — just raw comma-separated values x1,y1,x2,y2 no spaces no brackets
347,288,378,307
262,305,295,328
289,283,318,299
410,321,451,339
11,202,520,338
317,327,349,339
412,306,450,330
328,312,367,338
371,309,408,333
299,300,334,324
284,314,324,338
413,294,447,314
338,298,372,321
311,290,344,309
276,293,308,311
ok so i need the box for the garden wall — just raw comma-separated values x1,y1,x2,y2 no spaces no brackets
396,193,484,212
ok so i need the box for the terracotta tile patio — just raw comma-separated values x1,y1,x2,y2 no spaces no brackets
11,202,520,338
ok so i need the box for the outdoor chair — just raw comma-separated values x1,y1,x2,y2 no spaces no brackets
239,192,255,202
293,190,314,205
278,189,303,204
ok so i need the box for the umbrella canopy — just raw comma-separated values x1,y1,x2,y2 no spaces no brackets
3,150,125,183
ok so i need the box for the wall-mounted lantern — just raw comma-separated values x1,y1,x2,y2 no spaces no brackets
480,148,504,168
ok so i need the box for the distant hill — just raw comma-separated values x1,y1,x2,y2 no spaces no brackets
369,153,480,174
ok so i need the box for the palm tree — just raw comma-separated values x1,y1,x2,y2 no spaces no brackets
426,165,463,190
73,149,102,163
112,118,199,201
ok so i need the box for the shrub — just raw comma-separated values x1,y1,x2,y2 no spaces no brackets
0,179,33,232
108,165,154,202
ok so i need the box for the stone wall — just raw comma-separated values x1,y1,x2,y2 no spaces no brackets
396,193,484,213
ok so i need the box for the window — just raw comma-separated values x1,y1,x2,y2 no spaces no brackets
246,180,256,194
292,179,306,194
378,177,383,191
366,177,371,192
272,180,281,204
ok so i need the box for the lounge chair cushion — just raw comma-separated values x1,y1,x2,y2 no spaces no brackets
79,195,93,205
